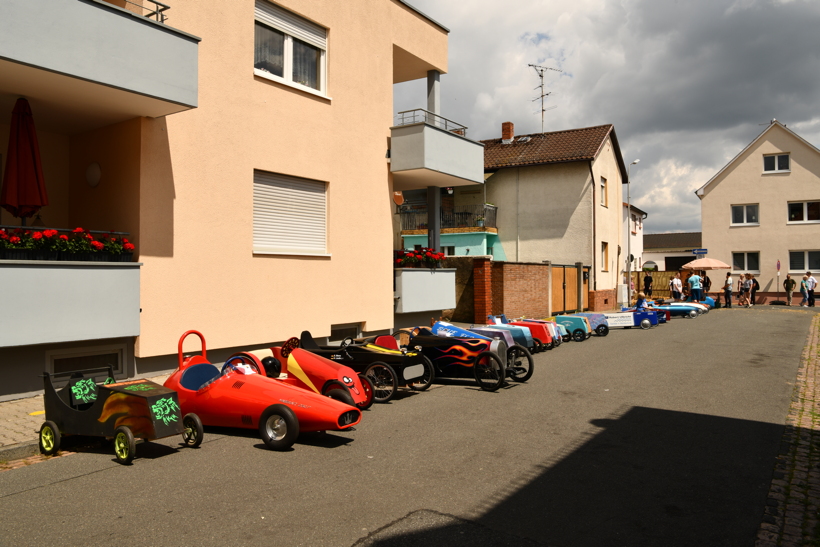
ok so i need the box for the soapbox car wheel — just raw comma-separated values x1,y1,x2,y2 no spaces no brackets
356,374,375,410
562,335,571,343
532,338,544,353
507,345,534,383
640,319,652,330
688,310,698,318
474,351,504,392
409,355,435,391
182,413,204,448
572,329,586,342
323,381,356,406
114,426,136,465
259,404,299,451
39,421,61,456
596,324,609,336
365,362,398,403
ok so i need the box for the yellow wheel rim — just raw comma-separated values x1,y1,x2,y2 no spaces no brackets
40,426,54,451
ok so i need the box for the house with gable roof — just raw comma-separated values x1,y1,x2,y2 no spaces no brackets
696,119,820,304
481,122,629,310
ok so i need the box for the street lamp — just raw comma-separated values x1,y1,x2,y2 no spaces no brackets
626,159,640,305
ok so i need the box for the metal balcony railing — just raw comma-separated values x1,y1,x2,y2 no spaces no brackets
400,204,498,230
395,109,468,137
119,0,170,23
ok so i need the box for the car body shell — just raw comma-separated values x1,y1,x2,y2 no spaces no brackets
408,324,508,378
603,310,659,328
547,316,593,340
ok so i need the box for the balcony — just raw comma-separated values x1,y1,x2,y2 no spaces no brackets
400,204,498,233
0,0,200,134
390,109,485,190
0,260,140,348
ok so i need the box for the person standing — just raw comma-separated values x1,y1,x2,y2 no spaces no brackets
643,272,654,298
784,274,796,306
750,274,759,305
670,273,683,301
687,271,702,302
723,272,733,308
741,273,753,307
807,272,817,307
702,271,712,298
801,275,810,307
737,274,745,306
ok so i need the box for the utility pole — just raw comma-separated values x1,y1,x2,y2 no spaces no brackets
528,64,560,133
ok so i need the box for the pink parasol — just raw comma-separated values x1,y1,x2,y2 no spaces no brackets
1,98,48,223
682,257,731,270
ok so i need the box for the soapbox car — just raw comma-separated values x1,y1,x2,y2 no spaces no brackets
165,331,361,451
570,313,610,336
39,367,203,465
548,315,593,342
603,310,659,330
432,321,534,379
225,340,374,411
298,331,430,403
649,301,702,318
483,316,537,352
486,314,559,349
514,318,566,347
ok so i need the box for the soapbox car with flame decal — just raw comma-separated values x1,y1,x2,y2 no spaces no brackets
164,331,361,451
297,331,432,403
431,322,534,382
39,366,204,465
224,338,374,411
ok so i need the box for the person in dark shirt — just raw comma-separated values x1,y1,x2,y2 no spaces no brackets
643,272,653,298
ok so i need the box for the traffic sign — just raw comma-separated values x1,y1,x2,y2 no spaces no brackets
777,260,781,271
692,249,708,255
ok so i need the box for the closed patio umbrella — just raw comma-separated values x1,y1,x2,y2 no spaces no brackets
1,98,48,225
682,257,731,270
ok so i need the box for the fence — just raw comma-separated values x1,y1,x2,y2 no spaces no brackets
400,204,498,230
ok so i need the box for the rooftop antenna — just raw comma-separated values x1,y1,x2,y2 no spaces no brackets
528,64,561,133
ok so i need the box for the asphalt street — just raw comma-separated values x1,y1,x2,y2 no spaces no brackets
0,307,814,547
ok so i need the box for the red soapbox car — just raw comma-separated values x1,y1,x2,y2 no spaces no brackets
164,331,362,451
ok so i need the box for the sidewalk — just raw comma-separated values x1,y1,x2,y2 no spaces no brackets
0,373,169,462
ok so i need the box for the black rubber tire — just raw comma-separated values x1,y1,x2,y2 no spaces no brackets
473,351,504,392
39,420,60,456
689,310,699,318
596,324,609,336
409,355,435,391
640,319,652,330
507,345,534,383
323,381,356,406
563,335,571,343
532,338,544,353
572,329,585,342
554,335,562,347
356,374,375,410
182,413,204,448
365,362,398,403
259,404,299,450
114,425,136,465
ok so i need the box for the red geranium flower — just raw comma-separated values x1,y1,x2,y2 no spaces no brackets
123,243,135,252
9,236,20,244
59,234,69,241
90,241,104,251
72,227,84,233
122,238,130,244
32,232,43,240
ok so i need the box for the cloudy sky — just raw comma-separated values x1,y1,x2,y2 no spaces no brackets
394,0,820,234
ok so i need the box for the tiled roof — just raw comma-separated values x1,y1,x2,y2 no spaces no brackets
643,232,702,250
482,124,615,171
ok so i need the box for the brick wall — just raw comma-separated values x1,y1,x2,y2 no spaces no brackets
441,256,477,323
473,258,493,324
588,289,616,311
491,262,505,316
499,262,551,318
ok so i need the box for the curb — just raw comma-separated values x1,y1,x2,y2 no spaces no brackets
0,440,40,463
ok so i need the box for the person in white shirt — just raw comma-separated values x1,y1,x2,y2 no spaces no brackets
670,272,683,301
807,272,817,307
723,272,733,308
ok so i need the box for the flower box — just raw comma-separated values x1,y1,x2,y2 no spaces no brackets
0,227,135,262
394,267,456,313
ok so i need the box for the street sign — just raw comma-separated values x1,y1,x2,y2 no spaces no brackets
777,260,781,271
692,249,708,255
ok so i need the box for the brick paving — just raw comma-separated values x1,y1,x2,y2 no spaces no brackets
757,313,820,546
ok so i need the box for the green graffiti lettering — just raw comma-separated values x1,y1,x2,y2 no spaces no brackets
70,378,97,404
123,384,153,392
151,397,180,425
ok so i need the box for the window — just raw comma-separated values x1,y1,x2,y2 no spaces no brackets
253,170,328,255
731,204,759,225
789,251,820,272
732,252,760,272
600,177,607,206
440,246,456,256
46,344,126,378
763,153,790,173
254,1,327,96
788,201,820,223
601,242,609,271
631,214,638,234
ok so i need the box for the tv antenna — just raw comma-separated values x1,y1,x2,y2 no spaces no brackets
529,64,561,133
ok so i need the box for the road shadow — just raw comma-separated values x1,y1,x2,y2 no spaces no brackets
361,407,782,547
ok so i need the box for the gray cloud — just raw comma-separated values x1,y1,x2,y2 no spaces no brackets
395,0,820,233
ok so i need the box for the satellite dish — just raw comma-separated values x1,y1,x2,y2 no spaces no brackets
392,191,404,206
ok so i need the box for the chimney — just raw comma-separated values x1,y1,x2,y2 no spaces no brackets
502,122,514,142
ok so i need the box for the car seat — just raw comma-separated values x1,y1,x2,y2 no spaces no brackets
300,331,322,350
374,335,400,351
179,363,220,391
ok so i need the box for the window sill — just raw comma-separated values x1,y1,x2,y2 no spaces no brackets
730,223,760,227
762,170,790,175
787,220,820,225
254,69,331,101
253,249,332,258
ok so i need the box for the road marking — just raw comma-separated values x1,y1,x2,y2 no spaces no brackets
28,411,44,416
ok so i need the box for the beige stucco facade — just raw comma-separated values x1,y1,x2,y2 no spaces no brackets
0,0,451,391
698,121,820,298
485,136,624,293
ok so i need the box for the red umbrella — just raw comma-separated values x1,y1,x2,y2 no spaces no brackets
1,98,48,223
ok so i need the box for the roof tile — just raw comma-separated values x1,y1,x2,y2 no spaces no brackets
482,125,614,170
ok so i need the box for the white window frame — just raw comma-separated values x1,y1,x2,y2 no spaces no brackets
763,153,790,173
788,250,820,273
601,241,609,272
254,1,329,99
730,203,759,226
253,170,330,257
600,177,607,207
45,343,126,378
732,251,760,274
787,201,820,224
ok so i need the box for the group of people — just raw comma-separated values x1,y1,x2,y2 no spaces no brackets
644,271,712,303
783,272,817,307
721,272,759,308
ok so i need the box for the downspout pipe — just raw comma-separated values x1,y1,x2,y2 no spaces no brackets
588,161,597,291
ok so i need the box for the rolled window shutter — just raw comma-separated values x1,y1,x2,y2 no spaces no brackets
253,171,327,254
255,1,327,50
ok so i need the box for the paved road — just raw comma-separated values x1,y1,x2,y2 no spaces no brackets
0,307,814,547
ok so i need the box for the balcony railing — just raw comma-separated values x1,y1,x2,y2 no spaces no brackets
120,0,171,23
400,204,498,230
395,109,469,138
